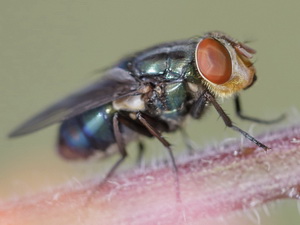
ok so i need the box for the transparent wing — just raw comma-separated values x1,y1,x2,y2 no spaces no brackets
9,68,141,137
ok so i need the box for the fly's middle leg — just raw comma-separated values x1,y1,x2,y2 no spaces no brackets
136,112,181,202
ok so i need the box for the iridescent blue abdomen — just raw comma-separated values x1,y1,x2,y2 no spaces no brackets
58,103,118,159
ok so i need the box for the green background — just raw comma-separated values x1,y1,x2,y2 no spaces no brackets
1,0,299,224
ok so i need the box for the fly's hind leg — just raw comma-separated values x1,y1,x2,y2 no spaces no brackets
92,113,128,185
102,113,128,182
85,113,127,205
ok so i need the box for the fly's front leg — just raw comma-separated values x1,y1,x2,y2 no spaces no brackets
186,90,210,152
190,91,208,119
205,92,270,151
234,94,285,124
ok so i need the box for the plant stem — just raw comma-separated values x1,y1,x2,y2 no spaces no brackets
1,125,300,225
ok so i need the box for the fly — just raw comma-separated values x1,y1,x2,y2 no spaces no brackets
9,31,282,182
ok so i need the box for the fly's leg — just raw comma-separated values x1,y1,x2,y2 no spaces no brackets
180,128,196,154
137,112,178,174
116,114,154,168
136,139,145,167
102,113,128,181
85,113,127,205
205,92,270,151
187,90,209,153
136,112,181,202
234,95,285,124
190,91,207,119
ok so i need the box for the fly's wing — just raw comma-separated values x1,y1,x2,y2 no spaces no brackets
9,68,141,137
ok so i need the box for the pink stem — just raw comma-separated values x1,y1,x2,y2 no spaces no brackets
1,125,300,225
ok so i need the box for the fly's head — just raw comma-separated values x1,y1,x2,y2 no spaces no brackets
195,31,257,98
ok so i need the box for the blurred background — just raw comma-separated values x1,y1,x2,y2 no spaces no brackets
1,0,299,224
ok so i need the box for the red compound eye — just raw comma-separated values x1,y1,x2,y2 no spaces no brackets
196,38,232,84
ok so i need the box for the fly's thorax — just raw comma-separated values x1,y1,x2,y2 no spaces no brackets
126,40,196,81
113,80,189,131
142,81,188,130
